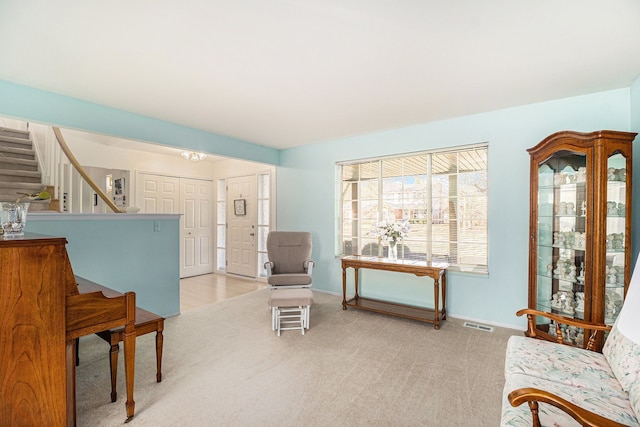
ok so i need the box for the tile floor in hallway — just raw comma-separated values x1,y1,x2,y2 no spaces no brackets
180,273,267,312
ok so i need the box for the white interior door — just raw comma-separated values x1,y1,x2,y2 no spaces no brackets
226,175,257,278
181,178,213,278
137,173,180,214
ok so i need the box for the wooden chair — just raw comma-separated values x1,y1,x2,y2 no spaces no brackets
75,277,164,404
96,307,164,402
66,289,136,422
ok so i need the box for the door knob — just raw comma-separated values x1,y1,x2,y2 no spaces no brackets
250,233,255,236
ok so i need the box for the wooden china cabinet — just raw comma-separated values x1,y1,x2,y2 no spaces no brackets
527,130,636,350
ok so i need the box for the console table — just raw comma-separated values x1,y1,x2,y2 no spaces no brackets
341,256,449,329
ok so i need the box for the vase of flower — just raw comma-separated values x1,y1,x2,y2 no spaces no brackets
388,240,398,261
370,219,410,261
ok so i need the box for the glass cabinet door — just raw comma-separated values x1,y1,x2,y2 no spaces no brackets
535,151,587,346
604,153,627,325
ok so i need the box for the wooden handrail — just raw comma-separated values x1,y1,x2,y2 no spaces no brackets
52,127,122,213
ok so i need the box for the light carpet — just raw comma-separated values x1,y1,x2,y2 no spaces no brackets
76,289,517,426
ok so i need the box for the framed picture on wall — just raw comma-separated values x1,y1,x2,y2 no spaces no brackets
234,199,246,216
114,178,124,195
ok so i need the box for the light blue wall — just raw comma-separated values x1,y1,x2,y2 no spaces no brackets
25,215,181,318
278,88,633,329
0,79,279,165
3,75,639,329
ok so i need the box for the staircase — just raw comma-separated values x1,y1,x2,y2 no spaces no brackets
0,127,53,211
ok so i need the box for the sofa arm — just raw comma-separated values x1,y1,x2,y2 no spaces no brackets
516,308,612,351
508,387,628,427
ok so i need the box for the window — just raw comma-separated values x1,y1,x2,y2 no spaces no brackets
338,144,488,273
257,172,271,278
216,178,226,271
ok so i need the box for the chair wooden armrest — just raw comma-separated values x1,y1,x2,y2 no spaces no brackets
508,387,628,427
516,308,612,351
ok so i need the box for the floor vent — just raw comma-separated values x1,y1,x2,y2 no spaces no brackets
463,321,494,332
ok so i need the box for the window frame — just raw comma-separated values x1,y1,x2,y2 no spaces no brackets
337,143,488,274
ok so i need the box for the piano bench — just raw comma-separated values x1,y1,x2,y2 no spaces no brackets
96,307,164,403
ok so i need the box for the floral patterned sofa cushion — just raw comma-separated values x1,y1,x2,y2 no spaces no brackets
501,373,639,427
603,321,640,393
631,381,640,425
505,335,626,399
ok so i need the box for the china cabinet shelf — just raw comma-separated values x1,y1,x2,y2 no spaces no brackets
548,277,584,285
528,130,636,351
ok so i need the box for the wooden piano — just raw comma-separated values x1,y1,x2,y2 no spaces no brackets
0,234,136,427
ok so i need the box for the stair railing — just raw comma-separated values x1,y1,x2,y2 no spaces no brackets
52,127,122,213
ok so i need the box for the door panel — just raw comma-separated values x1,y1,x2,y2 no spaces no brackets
181,178,213,278
139,174,180,214
137,173,213,278
226,175,257,278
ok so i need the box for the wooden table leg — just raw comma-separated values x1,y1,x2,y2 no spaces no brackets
441,271,447,320
155,328,164,383
354,268,360,299
109,341,119,402
433,277,440,330
123,329,135,422
123,298,136,423
342,266,347,309
67,340,77,427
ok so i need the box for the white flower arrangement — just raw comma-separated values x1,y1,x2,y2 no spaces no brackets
370,219,410,244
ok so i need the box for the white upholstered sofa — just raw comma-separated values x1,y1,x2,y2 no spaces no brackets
501,262,640,426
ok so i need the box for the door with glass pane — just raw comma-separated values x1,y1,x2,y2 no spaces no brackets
531,148,591,344
602,151,631,325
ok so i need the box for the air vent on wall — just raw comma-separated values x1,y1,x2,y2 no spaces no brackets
463,321,494,332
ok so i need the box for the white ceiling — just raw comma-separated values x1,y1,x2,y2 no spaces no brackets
1,1,639,150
